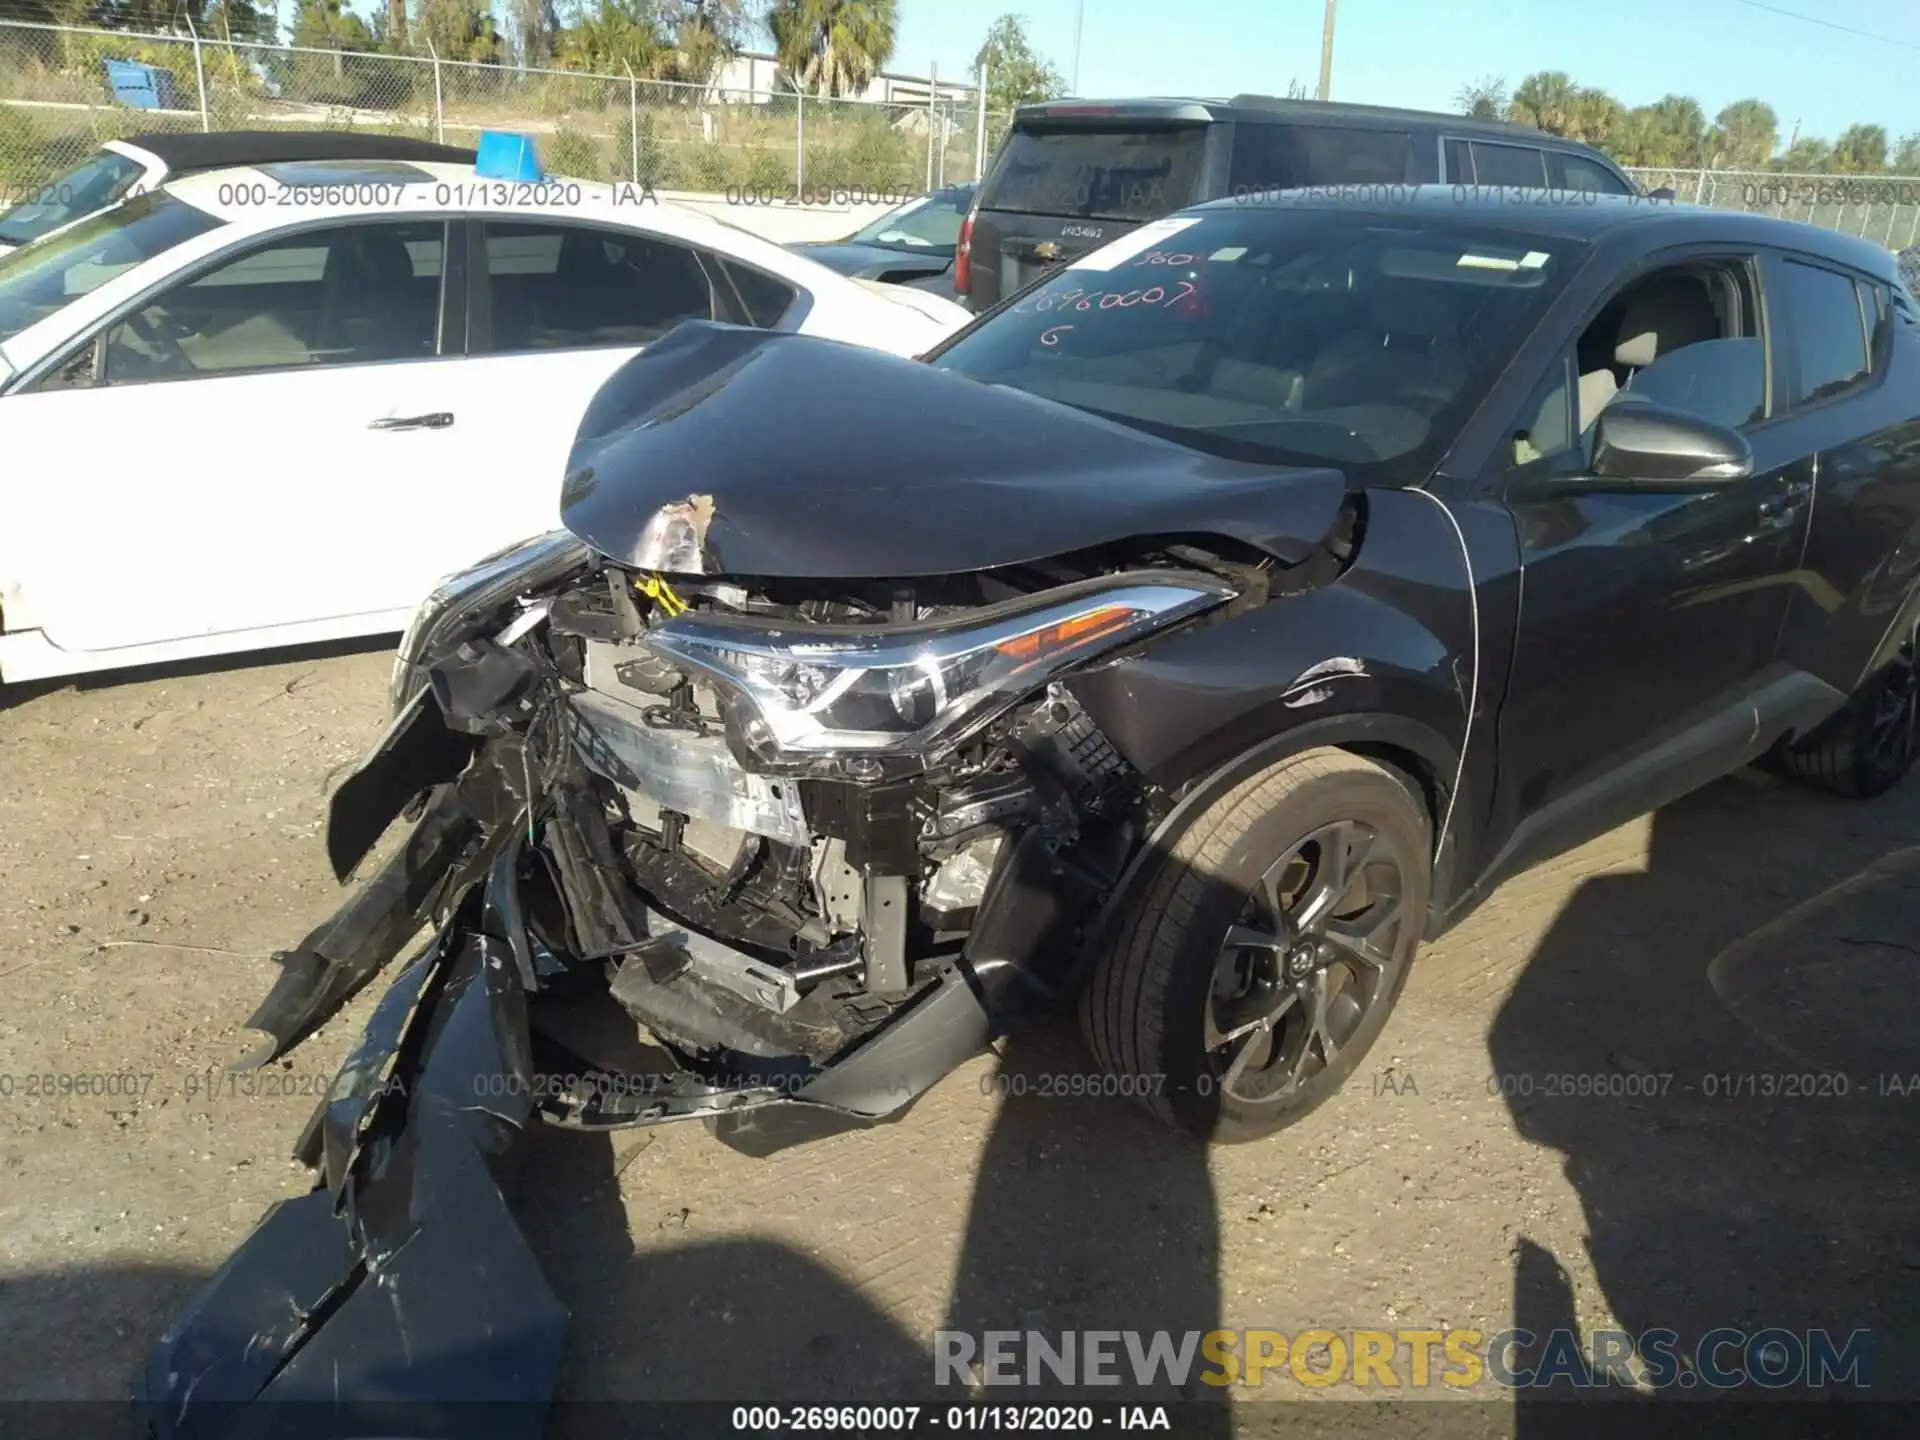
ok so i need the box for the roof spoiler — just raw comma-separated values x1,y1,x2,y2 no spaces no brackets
1012,98,1215,126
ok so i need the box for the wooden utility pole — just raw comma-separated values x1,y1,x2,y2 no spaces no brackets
1317,0,1337,101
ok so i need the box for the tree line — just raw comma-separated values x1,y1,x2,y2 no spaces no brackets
0,0,1071,103
1458,71,1918,175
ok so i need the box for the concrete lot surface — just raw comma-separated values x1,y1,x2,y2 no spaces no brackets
1,641,1916,1426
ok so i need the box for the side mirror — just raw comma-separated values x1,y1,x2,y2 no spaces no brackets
1592,401,1752,486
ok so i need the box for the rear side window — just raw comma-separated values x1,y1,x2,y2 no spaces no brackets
1469,142,1548,187
719,258,797,328
1227,123,1413,193
981,127,1206,221
481,221,718,353
1551,152,1632,195
1778,257,1869,405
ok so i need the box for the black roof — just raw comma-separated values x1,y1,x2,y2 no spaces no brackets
1011,94,1560,144
1192,185,1899,279
121,130,475,173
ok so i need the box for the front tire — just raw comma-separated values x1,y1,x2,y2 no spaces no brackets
1781,615,1919,799
1080,748,1430,1144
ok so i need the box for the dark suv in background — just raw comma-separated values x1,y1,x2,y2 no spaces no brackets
958,95,1641,309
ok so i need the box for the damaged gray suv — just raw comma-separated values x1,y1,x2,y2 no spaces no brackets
143,188,1920,1432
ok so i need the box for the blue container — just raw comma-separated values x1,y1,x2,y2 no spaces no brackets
103,58,177,111
474,131,544,183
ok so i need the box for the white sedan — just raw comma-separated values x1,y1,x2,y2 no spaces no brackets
0,156,968,683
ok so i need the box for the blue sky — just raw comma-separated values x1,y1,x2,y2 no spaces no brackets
894,0,1914,148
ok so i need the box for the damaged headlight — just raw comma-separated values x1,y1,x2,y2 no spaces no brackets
391,530,591,713
645,572,1234,758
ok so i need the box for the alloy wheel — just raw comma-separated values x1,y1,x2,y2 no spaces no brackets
1202,818,1410,1105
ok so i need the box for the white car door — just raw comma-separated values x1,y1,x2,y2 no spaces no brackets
425,218,789,569
3,218,465,658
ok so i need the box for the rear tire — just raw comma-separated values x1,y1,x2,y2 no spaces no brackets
1079,748,1430,1144
1781,616,1919,799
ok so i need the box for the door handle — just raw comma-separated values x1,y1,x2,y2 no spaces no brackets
368,412,454,431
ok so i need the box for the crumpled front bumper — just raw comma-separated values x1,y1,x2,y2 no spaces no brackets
138,892,566,1440
137,649,1112,1434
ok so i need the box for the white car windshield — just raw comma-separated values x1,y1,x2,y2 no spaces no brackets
0,148,148,248
0,189,221,347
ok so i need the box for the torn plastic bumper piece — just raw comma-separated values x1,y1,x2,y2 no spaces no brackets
138,894,566,1440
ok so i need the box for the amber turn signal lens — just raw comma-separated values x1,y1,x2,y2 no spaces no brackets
994,604,1139,660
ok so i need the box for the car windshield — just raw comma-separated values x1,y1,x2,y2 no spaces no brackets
0,148,149,248
930,209,1583,483
0,189,220,347
847,189,970,254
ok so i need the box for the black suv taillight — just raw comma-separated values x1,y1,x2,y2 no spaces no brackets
954,212,974,297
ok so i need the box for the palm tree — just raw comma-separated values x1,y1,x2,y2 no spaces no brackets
1609,107,1669,168
1710,99,1777,169
1648,94,1708,168
1509,71,1577,135
555,0,667,74
1567,86,1620,147
1830,123,1888,173
1775,135,1833,173
769,0,897,97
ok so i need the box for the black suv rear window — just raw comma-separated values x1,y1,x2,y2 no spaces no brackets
1227,124,1414,194
981,127,1206,222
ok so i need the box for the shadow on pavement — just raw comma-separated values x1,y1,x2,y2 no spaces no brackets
509,1018,1228,1433
0,633,398,712
1493,770,1920,1427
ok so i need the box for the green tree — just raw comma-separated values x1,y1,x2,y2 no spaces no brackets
769,0,896,97
555,0,667,72
659,0,759,87
1775,134,1832,173
1509,70,1578,135
1567,86,1620,147
1453,74,1506,121
1893,132,1920,174
416,0,505,63
973,13,1065,113
88,0,269,29
292,0,374,49
1647,94,1707,167
1609,106,1671,167
1710,99,1777,169
1830,122,1888,173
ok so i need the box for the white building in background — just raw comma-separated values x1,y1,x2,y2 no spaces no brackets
710,49,980,110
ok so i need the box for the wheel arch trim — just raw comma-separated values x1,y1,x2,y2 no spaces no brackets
1074,711,1464,991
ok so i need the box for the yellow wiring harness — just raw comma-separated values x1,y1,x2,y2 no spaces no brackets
636,573,687,617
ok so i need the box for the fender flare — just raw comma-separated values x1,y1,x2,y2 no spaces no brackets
1071,709,1466,991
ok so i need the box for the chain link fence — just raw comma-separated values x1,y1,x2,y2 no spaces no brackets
0,19,1010,202
22,21,1914,253
1628,166,1920,251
